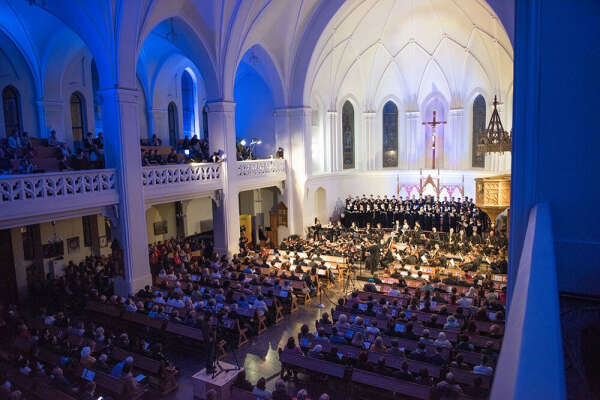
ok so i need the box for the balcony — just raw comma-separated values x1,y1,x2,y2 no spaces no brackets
233,158,287,191
142,163,224,205
0,169,118,228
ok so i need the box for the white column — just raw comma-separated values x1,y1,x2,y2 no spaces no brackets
274,109,291,160
151,108,168,143
35,99,48,138
405,111,422,169
286,107,311,234
363,111,376,170
326,111,337,172
445,108,465,170
206,101,239,256
100,87,151,295
39,100,65,139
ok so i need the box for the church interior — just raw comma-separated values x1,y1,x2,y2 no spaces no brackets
0,1,598,399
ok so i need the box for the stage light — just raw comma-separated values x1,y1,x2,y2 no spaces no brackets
240,139,247,146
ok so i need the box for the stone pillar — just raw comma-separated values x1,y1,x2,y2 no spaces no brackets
39,100,65,140
363,111,376,170
285,107,311,233
35,99,48,138
445,108,465,170
405,111,422,169
206,101,239,256
326,111,338,172
100,88,151,295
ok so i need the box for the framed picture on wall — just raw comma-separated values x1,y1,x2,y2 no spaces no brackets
153,221,168,235
67,237,80,254
99,236,107,248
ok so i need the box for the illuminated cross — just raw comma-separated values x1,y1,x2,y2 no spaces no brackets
422,110,447,169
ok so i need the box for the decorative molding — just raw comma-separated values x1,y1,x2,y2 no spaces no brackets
235,159,286,179
0,169,118,228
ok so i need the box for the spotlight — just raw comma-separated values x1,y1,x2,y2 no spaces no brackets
240,139,247,146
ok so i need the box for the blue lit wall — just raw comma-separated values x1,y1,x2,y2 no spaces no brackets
234,61,276,159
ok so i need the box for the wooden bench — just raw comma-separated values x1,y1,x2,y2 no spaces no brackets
279,351,346,379
112,346,178,395
230,386,260,400
165,322,226,359
121,310,166,331
352,368,431,400
92,368,147,400
85,301,123,318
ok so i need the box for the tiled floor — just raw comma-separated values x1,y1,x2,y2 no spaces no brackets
164,291,341,400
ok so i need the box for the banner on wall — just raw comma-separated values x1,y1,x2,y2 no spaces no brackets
239,214,252,244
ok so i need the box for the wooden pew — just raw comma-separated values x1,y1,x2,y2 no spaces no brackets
279,351,346,379
121,310,166,331
112,346,178,395
85,301,123,318
352,368,431,400
164,321,226,359
92,368,147,400
230,386,259,400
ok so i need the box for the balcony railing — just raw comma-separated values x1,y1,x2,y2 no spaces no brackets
490,203,565,399
235,158,286,179
0,169,116,203
141,163,224,202
0,169,118,227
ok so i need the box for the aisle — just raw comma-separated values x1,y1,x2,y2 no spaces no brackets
166,287,342,399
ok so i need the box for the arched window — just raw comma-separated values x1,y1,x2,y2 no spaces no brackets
70,92,86,142
472,95,486,168
342,100,355,169
2,86,21,136
382,101,399,168
181,70,196,138
168,102,179,147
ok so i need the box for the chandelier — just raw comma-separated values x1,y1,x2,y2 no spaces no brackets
476,95,512,154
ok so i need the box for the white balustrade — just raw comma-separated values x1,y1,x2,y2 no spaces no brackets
0,169,118,228
141,163,224,203
235,159,286,178
141,163,222,187
0,169,116,203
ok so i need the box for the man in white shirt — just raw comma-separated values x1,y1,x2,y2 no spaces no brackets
473,356,494,376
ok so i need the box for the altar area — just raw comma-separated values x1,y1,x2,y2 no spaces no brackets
305,168,505,226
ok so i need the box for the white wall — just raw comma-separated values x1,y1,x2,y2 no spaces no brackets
304,170,497,225
0,32,38,138
145,203,177,243
10,215,109,299
184,197,213,235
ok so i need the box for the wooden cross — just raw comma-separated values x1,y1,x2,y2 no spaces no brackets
422,110,447,169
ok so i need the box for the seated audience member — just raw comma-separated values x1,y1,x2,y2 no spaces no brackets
473,356,494,376
435,372,463,397
48,130,60,147
167,149,178,163
252,377,272,399
234,370,253,391
272,379,291,400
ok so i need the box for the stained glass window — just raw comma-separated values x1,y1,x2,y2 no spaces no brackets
181,70,196,137
472,95,486,168
382,101,398,168
342,101,354,169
